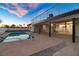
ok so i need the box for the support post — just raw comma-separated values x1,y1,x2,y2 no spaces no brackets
53,23,56,33
38,25,41,34
72,18,76,43
65,21,67,31
49,21,51,37
48,14,53,37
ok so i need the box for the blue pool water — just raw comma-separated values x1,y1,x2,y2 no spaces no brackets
3,32,32,43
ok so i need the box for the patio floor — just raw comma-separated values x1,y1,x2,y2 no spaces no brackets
0,32,65,56
0,32,79,56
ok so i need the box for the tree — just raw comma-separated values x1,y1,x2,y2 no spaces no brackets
10,24,16,28
23,24,26,27
27,24,32,28
23,24,25,26
19,24,22,27
4,25,9,28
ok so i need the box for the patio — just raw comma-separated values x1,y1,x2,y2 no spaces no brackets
0,32,79,56
0,32,65,56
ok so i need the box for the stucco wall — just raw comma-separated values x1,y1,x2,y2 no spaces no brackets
75,21,79,36
42,24,49,33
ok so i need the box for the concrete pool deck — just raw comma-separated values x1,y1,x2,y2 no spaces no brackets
0,32,79,56
53,36,79,56
0,32,65,56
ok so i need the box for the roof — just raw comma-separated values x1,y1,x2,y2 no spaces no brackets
51,9,79,20
33,9,79,24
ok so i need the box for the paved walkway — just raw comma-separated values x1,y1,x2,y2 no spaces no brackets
0,33,64,56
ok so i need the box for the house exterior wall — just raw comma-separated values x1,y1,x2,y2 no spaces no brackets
32,13,79,36
33,21,73,35
42,24,49,33
33,25,39,33
55,21,72,35
33,20,79,37
75,20,79,36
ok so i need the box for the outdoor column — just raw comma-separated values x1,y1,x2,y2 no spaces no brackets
32,24,35,33
34,25,36,33
49,21,51,37
53,23,56,33
72,18,76,43
38,25,41,34
65,21,67,32
48,14,53,37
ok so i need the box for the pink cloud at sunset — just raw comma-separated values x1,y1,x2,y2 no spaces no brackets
27,3,40,9
0,3,40,17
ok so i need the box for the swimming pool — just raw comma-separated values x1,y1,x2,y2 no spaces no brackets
3,32,32,43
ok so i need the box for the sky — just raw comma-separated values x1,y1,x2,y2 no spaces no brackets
0,3,79,25
0,3,56,25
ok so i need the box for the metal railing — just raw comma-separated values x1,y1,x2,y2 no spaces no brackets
32,3,79,24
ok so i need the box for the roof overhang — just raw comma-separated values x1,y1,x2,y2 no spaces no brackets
33,9,79,25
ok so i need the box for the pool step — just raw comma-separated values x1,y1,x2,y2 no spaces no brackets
30,40,66,56
0,33,10,43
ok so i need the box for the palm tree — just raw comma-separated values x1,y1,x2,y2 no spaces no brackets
10,24,16,28
4,25,9,28
23,24,25,27
19,24,22,28
27,24,31,28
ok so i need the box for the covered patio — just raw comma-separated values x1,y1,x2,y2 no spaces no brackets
32,9,79,43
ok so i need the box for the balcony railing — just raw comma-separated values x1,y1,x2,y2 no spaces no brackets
32,3,79,24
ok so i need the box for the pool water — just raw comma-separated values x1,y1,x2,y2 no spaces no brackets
3,32,32,43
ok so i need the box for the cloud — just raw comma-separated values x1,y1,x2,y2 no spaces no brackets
11,3,28,17
0,3,40,17
7,7,28,17
27,3,40,9
0,3,29,17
